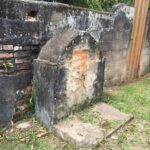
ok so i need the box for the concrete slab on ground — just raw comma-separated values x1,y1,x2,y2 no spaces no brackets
53,103,133,149
92,103,129,121
53,117,103,149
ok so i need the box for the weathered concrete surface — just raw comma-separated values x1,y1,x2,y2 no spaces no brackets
53,103,133,149
0,71,32,129
34,31,105,127
0,0,135,85
53,117,103,149
92,103,129,121
140,12,150,76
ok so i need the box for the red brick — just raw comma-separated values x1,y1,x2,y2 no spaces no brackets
3,45,13,50
0,60,4,63
0,59,13,63
0,53,13,59
15,58,31,64
0,69,4,73
0,65,4,73
22,46,31,50
16,63,32,70
14,46,23,51
0,45,2,50
14,51,31,57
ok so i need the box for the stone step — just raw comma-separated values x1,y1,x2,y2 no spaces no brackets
52,103,134,149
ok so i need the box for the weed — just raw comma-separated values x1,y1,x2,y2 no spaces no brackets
0,118,71,150
128,124,137,133
2,62,14,72
76,108,99,124
118,134,127,150
28,90,35,111
118,134,127,144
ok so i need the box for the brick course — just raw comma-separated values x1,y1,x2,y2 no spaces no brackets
0,44,38,74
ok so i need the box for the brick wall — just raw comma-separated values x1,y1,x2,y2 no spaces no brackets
0,44,39,73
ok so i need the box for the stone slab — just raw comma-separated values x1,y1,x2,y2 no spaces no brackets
92,103,129,121
53,117,104,149
16,121,31,129
53,103,133,149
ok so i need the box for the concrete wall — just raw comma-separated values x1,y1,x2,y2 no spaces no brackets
140,12,150,76
0,0,134,84
0,0,150,128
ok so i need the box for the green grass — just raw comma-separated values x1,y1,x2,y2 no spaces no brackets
118,133,127,150
76,108,99,124
76,104,121,131
76,73,150,126
103,74,150,121
0,118,72,150
1,74,150,149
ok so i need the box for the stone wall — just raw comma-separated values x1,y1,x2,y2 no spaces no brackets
140,12,150,76
0,0,150,128
0,0,134,83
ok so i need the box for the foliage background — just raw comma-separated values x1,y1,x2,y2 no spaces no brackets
45,0,132,11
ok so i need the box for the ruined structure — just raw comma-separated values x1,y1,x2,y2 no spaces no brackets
34,30,105,126
0,0,149,128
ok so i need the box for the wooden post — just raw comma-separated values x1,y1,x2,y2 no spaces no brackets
126,0,149,80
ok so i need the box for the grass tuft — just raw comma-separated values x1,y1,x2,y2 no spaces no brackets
103,74,150,121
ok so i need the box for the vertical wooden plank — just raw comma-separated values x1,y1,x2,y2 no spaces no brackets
127,0,142,79
126,0,149,80
132,0,147,77
134,0,149,76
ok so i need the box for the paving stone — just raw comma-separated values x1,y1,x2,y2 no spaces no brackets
16,122,31,129
53,103,133,149
92,103,130,121
53,117,104,149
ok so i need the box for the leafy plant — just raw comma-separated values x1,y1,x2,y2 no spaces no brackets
2,62,14,72
46,0,133,11
118,134,127,144
28,90,35,111
118,134,127,150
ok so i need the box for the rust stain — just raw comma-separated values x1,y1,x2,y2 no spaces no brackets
66,48,89,93
72,49,89,77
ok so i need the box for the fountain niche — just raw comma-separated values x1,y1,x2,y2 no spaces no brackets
33,30,105,127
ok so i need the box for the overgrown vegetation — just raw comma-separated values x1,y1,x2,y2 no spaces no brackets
3,62,14,72
46,0,132,11
0,62,14,73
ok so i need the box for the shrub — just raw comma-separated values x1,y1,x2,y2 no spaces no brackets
45,0,132,11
